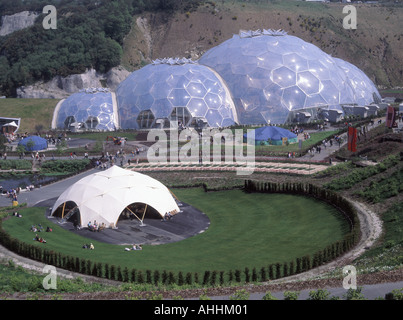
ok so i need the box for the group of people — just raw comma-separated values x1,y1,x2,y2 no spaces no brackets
125,244,142,251
87,220,106,232
29,223,52,244
82,243,95,250
33,234,47,243
30,224,53,233
163,212,173,221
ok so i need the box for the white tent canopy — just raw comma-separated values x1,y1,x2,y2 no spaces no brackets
4,121,18,127
51,166,180,228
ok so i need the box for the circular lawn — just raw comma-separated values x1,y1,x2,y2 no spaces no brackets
3,188,350,275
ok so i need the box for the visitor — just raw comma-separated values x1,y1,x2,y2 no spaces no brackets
89,243,94,250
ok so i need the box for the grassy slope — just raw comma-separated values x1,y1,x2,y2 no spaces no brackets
3,189,349,274
0,98,59,133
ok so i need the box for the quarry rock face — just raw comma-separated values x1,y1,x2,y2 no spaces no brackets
0,11,39,36
16,67,130,99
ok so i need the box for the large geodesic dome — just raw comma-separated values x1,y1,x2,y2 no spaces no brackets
333,57,382,106
199,29,380,125
115,58,238,129
54,88,118,131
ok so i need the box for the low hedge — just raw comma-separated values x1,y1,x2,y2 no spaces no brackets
0,181,360,287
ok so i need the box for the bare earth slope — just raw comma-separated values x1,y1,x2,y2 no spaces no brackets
122,1,403,88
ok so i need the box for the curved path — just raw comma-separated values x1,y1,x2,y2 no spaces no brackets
1,166,401,299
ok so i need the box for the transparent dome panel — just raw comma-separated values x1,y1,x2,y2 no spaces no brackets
116,61,237,128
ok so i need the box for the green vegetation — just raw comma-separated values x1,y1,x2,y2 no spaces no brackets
356,166,403,203
0,98,58,133
0,0,200,97
356,202,403,267
0,261,112,295
0,160,32,170
253,130,339,156
324,154,401,191
40,159,91,174
1,188,349,279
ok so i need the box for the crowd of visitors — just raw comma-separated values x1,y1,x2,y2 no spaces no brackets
87,220,106,232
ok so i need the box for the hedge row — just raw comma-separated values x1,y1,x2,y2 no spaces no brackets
244,180,361,247
0,160,32,170
0,181,361,287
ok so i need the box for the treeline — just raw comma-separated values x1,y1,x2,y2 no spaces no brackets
0,0,202,96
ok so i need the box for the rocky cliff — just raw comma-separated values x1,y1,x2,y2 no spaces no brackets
0,11,39,36
16,67,130,99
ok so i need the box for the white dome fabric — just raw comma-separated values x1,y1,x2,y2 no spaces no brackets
51,166,179,228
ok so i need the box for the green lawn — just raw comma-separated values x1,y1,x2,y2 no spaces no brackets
0,98,59,133
3,188,349,274
253,130,339,155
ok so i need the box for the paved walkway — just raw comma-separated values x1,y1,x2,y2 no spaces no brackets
0,168,98,208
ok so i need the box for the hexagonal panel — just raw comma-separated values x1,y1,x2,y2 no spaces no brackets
186,81,207,98
272,66,296,88
297,71,321,95
205,109,223,128
282,86,307,110
187,98,208,117
168,88,191,107
282,53,309,72
204,92,222,110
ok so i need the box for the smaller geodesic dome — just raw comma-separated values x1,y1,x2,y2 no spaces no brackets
18,135,48,151
54,88,118,131
116,57,238,129
244,126,298,145
50,166,180,228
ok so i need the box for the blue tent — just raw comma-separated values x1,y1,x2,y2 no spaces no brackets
244,126,298,145
18,136,48,151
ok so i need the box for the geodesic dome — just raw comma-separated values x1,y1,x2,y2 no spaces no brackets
115,58,238,129
333,58,382,106
199,29,380,125
55,88,118,131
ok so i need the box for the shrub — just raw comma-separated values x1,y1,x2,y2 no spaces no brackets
178,271,184,286
284,291,300,300
153,270,160,285
168,272,175,285
244,267,250,283
234,270,241,282
262,291,278,300
137,270,144,284
185,272,192,285
130,269,136,283
202,271,211,285
230,289,250,300
307,289,331,300
146,270,152,284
